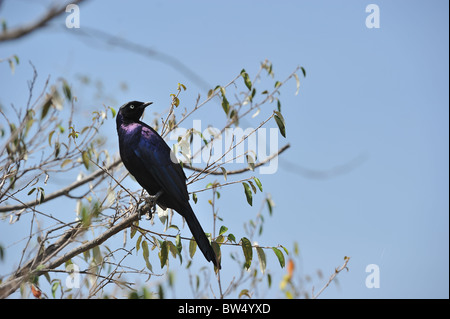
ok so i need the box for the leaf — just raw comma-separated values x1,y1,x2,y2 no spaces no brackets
211,241,221,271
220,167,227,181
221,96,230,115
48,130,55,146
41,98,53,120
242,182,252,206
272,247,285,268
167,241,179,261
241,237,253,270
109,106,116,118
175,234,182,254
256,247,266,274
159,241,169,268
246,155,255,171
253,177,263,192
189,237,197,258
300,66,306,77
136,234,143,253
61,158,72,169
293,73,300,96
142,240,153,272
219,225,228,236
281,245,289,255
274,81,282,89
192,192,198,204
240,69,252,91
62,80,72,101
27,188,36,195
170,94,180,107
273,111,286,138
227,233,236,243
266,195,274,215
8,59,15,75
239,289,251,299
51,281,60,298
248,180,257,194
82,151,90,169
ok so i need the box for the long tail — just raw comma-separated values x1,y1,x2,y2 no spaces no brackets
181,204,221,269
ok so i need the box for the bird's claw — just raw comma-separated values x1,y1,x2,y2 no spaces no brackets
140,190,163,220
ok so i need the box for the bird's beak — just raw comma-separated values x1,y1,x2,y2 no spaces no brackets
141,102,153,109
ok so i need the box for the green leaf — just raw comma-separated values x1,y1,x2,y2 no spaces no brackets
211,241,221,270
159,241,169,268
51,281,60,298
48,130,55,146
281,245,289,255
220,167,227,181
41,98,53,120
141,240,153,272
248,180,257,194
238,289,251,299
272,247,285,268
273,111,286,138
219,225,228,236
266,195,274,215
109,106,116,118
256,247,266,274
242,182,252,206
253,177,263,192
221,96,230,115
167,241,177,258
61,158,72,169
62,80,72,101
300,66,306,77
227,233,236,243
27,188,36,195
240,69,252,91
82,151,90,169
241,237,253,270
192,192,198,204
136,234,143,253
175,234,182,254
189,237,197,258
8,59,15,74
130,222,138,239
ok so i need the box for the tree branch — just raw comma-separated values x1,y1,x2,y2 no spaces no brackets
312,256,351,299
0,0,86,42
0,159,121,213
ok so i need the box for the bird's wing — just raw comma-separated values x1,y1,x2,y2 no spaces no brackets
134,125,189,202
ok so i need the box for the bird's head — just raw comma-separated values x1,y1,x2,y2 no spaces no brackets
118,101,153,122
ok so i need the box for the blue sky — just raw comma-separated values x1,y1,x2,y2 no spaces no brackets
1,0,448,298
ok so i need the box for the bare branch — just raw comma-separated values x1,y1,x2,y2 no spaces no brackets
312,256,351,299
0,159,121,213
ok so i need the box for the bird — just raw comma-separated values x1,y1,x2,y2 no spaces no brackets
116,100,220,269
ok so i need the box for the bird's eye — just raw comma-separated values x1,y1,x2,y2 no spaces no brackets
129,104,135,109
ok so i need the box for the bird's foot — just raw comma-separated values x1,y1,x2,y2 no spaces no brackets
140,190,163,220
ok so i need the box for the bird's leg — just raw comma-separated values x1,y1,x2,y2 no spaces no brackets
142,190,163,220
